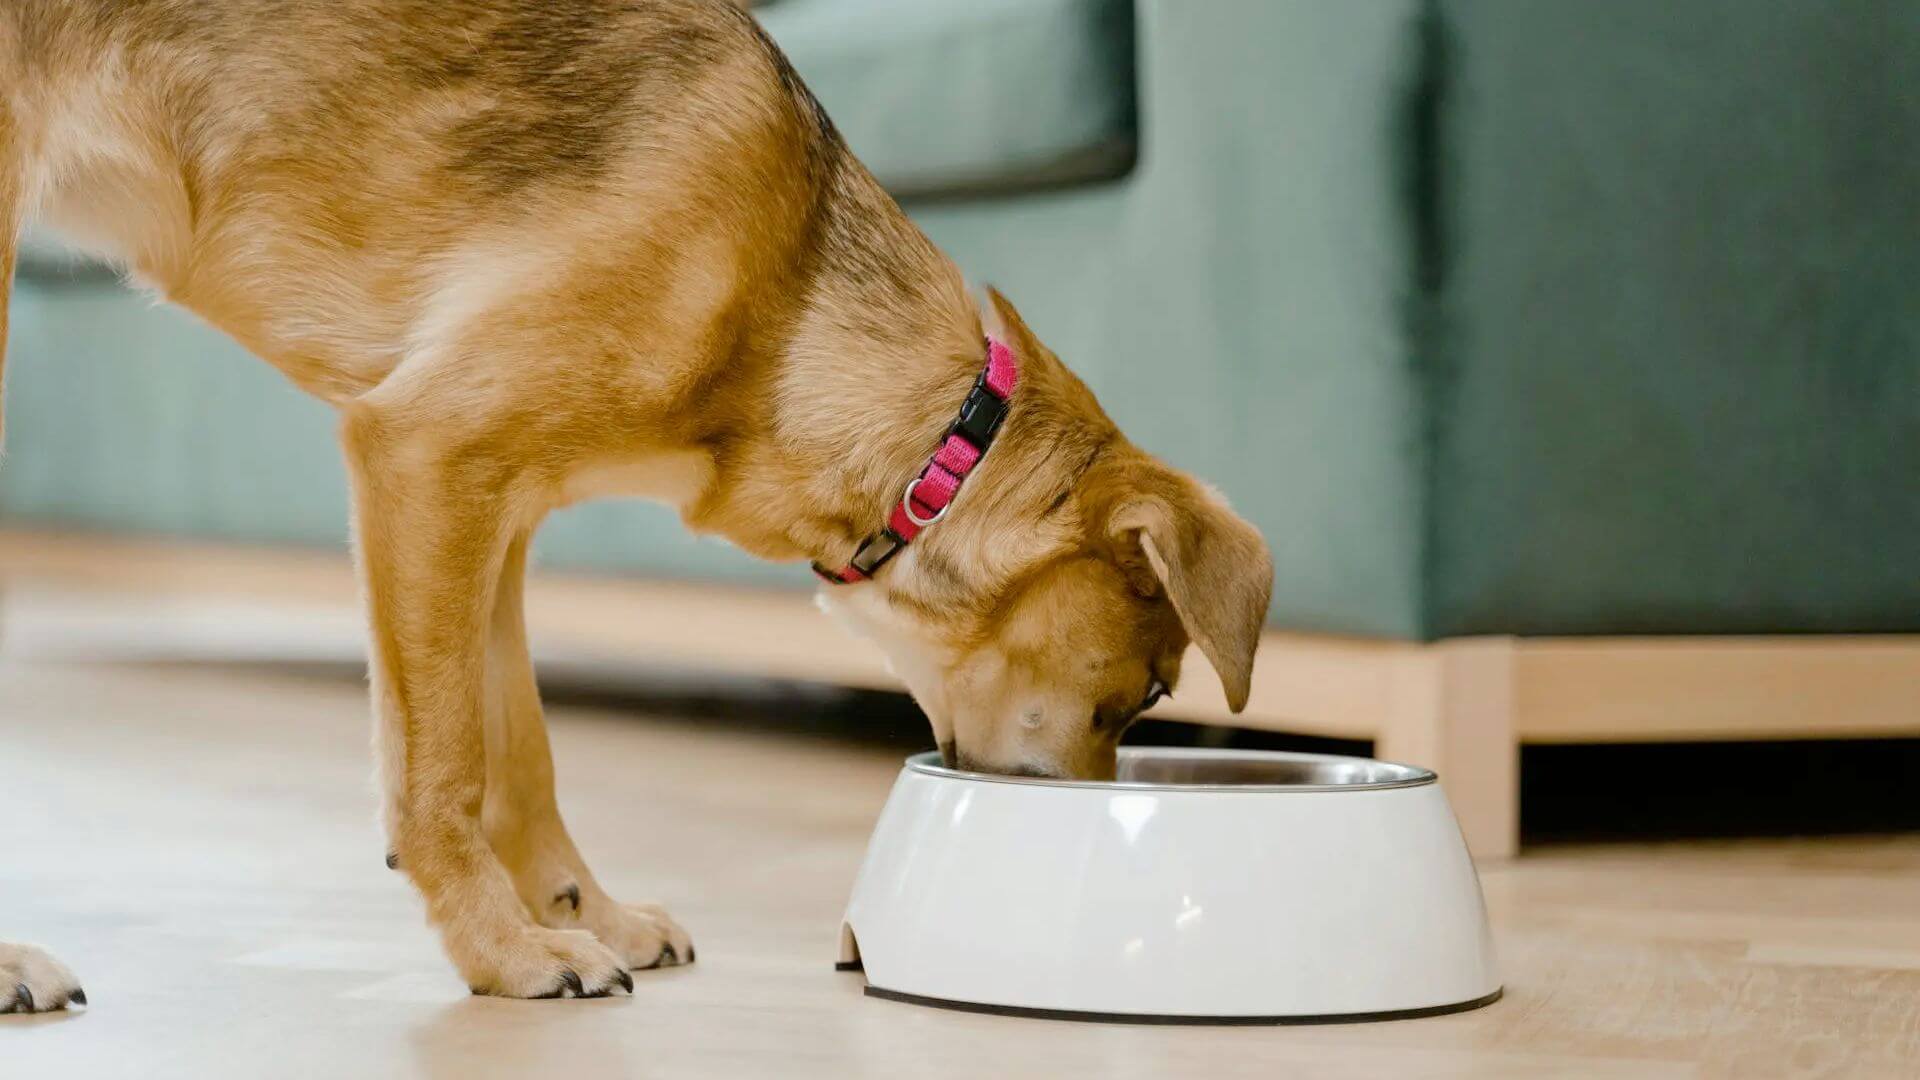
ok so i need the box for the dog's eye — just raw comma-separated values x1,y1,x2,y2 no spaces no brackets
1139,679,1168,714
1096,681,1169,734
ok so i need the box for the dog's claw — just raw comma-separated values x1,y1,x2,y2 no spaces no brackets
554,883,581,912
68,988,86,1007
685,943,696,964
614,968,634,993
384,851,399,871
643,943,677,970
560,969,584,997
12,983,33,1014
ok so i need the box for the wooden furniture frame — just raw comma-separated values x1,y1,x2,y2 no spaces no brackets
4,528,1916,858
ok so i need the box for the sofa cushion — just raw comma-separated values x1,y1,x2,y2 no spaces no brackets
1427,0,1920,635
759,0,1136,196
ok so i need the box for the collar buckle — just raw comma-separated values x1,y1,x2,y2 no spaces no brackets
816,337,1018,585
949,370,1010,449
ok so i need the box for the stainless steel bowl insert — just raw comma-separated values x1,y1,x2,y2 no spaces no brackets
905,747,1436,793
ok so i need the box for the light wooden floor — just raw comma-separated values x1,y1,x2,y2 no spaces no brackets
3,658,1919,1076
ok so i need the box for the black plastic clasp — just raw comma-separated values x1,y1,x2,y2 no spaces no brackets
949,371,1009,450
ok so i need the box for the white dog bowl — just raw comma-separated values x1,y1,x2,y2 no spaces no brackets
836,748,1500,1024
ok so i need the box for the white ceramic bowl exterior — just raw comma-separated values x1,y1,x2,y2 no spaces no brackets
839,749,1500,1022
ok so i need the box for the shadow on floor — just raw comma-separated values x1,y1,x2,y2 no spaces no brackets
1517,739,1920,845
508,676,1920,845
151,657,1920,847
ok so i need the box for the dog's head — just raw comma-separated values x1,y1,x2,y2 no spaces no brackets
821,291,1273,779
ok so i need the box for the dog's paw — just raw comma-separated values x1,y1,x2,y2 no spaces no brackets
0,943,86,1014
575,901,695,972
462,926,633,999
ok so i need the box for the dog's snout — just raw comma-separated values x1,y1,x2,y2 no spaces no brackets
948,746,1065,780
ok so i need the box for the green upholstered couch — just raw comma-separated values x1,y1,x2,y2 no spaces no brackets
6,0,1917,642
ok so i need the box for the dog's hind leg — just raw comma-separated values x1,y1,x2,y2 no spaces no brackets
480,531,694,972
341,394,629,1000
0,942,85,1014
0,68,81,1024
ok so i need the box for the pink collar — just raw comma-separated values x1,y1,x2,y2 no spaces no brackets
813,337,1019,584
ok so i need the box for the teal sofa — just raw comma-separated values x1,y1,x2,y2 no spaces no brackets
6,0,1917,641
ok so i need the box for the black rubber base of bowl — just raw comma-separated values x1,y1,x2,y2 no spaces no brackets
861,985,1504,1027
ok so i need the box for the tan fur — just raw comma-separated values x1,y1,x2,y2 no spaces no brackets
0,0,1271,999
0,942,83,1013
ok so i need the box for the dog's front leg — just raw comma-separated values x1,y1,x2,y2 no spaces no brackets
341,403,628,999
481,532,693,971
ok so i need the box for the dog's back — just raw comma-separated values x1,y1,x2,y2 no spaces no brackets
0,0,894,411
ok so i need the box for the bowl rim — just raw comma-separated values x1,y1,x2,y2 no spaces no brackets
903,747,1437,793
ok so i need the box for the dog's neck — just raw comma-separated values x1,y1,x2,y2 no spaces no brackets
681,206,1104,615
675,149,1117,616
765,268,1002,593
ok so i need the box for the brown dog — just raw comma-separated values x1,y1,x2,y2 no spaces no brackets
0,0,1273,1004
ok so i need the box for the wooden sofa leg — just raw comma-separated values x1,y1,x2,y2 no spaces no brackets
1378,637,1519,860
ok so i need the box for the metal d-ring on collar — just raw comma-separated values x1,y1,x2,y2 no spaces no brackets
901,477,950,528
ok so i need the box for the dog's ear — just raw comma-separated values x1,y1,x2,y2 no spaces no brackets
1105,462,1273,712
977,284,1037,351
